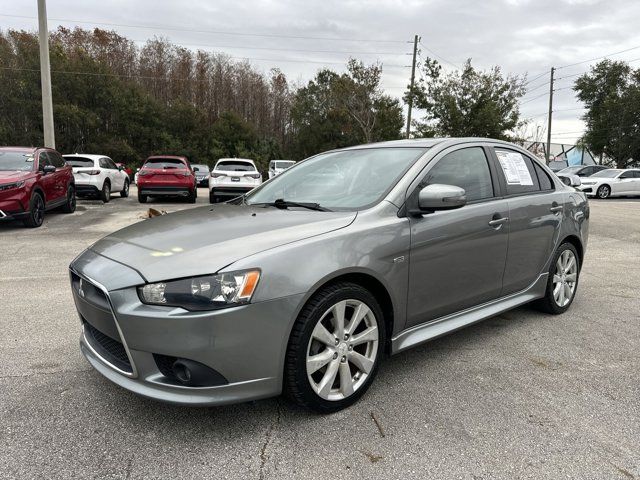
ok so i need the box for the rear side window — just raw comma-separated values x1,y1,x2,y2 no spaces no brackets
144,158,186,169
216,161,256,172
422,147,494,202
533,162,554,190
494,148,540,195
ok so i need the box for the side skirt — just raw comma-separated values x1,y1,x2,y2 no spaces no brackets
390,273,548,354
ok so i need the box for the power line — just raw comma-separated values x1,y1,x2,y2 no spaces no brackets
0,13,407,44
523,71,548,86
522,80,550,96
557,45,640,69
520,92,548,105
418,41,461,69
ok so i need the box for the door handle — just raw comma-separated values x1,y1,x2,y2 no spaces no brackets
550,205,563,213
488,217,508,227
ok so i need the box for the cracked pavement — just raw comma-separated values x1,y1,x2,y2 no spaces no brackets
1,188,638,479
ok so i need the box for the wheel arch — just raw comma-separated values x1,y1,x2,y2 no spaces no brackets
296,269,396,354
561,234,584,269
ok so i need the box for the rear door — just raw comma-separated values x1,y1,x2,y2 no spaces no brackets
614,171,636,195
490,147,563,295
406,145,509,326
104,157,123,190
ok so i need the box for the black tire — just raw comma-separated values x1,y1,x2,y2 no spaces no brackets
23,192,45,228
61,185,76,213
187,188,196,203
209,191,216,204
120,180,130,198
138,192,147,203
101,181,111,203
534,242,580,315
284,282,386,413
596,184,610,199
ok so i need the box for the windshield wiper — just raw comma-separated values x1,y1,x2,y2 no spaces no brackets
253,198,332,212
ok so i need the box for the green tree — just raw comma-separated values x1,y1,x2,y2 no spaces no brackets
290,60,403,158
407,58,526,139
574,60,640,168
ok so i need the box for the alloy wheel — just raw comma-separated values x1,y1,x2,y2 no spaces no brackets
34,195,44,225
306,299,379,401
597,185,610,199
552,249,578,307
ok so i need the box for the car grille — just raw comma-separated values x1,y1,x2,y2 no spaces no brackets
84,321,133,374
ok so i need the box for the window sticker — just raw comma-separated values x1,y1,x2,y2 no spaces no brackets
496,150,533,186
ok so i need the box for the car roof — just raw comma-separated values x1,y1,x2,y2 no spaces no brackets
146,155,187,161
339,137,526,151
0,146,39,153
63,153,108,160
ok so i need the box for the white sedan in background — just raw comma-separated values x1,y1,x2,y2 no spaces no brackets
578,168,640,199
64,154,130,202
209,158,262,203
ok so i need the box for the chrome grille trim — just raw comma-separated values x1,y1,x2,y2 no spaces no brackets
70,267,138,378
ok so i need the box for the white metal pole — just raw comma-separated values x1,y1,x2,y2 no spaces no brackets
37,0,55,148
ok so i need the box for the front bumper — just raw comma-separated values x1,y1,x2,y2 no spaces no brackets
70,250,303,406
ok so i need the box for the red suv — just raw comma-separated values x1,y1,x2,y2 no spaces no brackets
0,147,76,228
137,156,197,203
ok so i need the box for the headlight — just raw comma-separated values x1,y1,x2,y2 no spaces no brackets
138,270,260,311
0,180,25,191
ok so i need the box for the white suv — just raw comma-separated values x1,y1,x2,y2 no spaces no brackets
268,160,296,179
209,158,262,203
63,154,130,203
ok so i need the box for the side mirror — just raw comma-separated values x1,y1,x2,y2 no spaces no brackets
118,165,124,171
558,174,581,187
414,184,466,213
42,164,56,174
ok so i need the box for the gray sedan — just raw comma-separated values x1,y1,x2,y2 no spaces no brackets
70,138,589,412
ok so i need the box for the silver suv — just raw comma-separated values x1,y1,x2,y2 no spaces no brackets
70,138,589,412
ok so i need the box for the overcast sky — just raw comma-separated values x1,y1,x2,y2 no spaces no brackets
2,0,640,144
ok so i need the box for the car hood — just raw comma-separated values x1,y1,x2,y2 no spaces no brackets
90,204,356,283
0,170,32,183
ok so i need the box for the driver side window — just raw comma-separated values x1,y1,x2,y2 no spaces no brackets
421,147,494,202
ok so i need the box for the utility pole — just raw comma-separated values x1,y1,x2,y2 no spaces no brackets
406,34,419,139
37,0,55,148
545,67,555,164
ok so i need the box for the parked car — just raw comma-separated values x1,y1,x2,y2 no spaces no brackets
268,160,296,179
134,168,140,185
137,155,197,203
69,138,589,412
556,173,581,188
209,158,262,203
64,154,130,202
0,146,76,228
548,160,568,172
557,165,608,177
577,168,640,198
191,164,210,187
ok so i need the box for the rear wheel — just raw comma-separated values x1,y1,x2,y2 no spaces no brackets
596,185,610,199
187,188,196,203
535,242,580,314
284,282,385,413
209,191,216,204
101,181,111,203
138,191,147,203
120,180,130,198
23,192,45,228
61,185,76,213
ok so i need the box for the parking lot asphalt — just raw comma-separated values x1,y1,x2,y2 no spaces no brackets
1,188,638,479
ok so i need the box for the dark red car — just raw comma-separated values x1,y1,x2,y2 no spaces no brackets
0,147,76,228
137,155,197,203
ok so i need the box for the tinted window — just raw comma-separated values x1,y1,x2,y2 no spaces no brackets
619,171,635,179
495,148,540,195
192,164,209,171
634,171,640,178
0,151,36,171
143,158,187,169
64,156,95,168
48,151,65,168
592,169,621,178
99,158,109,169
103,158,117,169
422,147,494,202
38,152,51,169
216,161,256,172
533,162,553,190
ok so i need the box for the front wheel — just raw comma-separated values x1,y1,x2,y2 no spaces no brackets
120,180,130,198
23,192,45,228
534,242,580,314
284,282,385,413
596,185,610,199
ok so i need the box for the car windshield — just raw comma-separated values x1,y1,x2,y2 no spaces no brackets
246,147,428,210
216,161,256,172
192,164,209,171
558,166,583,174
144,159,186,169
64,157,95,168
0,151,35,171
275,161,295,169
591,169,622,178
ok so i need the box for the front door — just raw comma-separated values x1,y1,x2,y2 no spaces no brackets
406,146,509,327
37,151,57,205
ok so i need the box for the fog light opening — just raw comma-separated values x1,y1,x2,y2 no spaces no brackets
172,360,192,384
